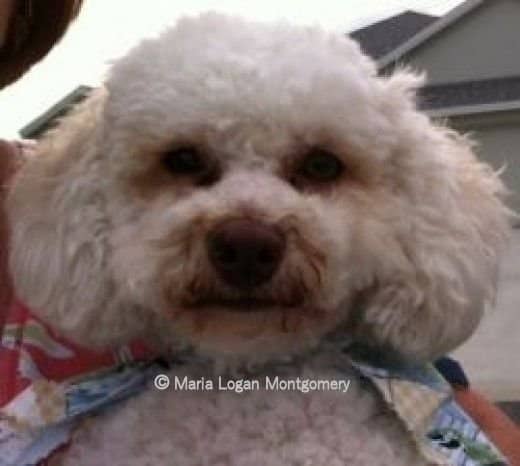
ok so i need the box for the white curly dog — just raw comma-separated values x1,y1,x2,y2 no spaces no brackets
7,13,509,466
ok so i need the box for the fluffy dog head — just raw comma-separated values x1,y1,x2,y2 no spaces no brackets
7,13,510,363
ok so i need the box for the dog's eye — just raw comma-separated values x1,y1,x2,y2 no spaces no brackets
162,147,206,175
300,149,343,182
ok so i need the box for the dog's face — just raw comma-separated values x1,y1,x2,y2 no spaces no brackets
7,14,509,363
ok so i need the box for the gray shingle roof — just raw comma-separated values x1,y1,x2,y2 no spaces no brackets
419,76,520,110
350,10,438,60
350,6,520,114
20,85,92,139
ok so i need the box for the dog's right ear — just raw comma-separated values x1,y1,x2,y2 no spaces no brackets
7,89,145,348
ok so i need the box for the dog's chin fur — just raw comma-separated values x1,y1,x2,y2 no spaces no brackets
7,13,510,368
162,304,349,367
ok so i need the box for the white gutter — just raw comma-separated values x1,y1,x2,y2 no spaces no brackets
425,100,520,117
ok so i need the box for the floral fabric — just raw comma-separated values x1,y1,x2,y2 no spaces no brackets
0,300,153,466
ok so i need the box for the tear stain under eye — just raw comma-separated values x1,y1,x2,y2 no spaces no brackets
280,308,303,334
192,311,210,334
279,304,329,334
281,309,291,333
164,306,190,320
281,225,327,289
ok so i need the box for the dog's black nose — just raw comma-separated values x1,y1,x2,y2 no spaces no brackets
207,219,285,289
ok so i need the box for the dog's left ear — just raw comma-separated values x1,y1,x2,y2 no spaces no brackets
350,71,511,362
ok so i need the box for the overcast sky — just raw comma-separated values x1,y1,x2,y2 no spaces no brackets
0,0,463,138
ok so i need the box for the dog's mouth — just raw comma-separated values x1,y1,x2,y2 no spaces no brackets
169,289,330,336
185,296,299,313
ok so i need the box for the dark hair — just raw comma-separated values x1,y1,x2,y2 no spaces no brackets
0,0,83,88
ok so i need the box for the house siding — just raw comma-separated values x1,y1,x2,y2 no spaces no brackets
449,111,520,401
446,110,520,223
402,0,520,84
454,229,520,401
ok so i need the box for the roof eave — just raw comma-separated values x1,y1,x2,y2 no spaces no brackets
20,85,92,139
376,0,484,70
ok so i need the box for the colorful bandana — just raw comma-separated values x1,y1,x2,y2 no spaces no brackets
0,301,154,466
351,358,507,465
0,301,508,466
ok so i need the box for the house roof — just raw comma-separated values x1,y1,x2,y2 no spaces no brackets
350,10,438,60
20,85,92,139
349,0,520,117
377,0,485,69
419,76,520,111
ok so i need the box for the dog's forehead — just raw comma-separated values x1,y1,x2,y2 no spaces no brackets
104,13,384,146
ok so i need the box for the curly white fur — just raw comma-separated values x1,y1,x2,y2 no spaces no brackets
7,13,510,465
58,350,427,466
